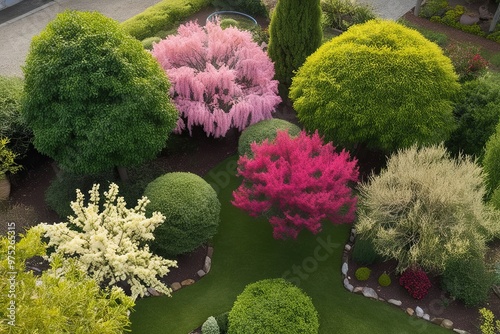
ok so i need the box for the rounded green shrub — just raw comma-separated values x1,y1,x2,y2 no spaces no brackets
228,278,319,334
378,272,391,287
202,316,220,334
290,19,459,153
220,18,238,29
355,267,371,281
141,36,161,50
351,236,381,265
144,172,220,257
238,119,301,157
441,256,494,307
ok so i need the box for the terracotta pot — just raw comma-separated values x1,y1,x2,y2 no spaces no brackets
0,175,11,201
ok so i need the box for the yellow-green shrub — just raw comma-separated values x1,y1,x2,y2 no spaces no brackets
121,0,210,40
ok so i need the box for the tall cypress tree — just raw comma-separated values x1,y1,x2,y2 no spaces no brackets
267,0,322,87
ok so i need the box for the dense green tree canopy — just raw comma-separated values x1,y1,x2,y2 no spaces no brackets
22,10,178,174
290,19,460,153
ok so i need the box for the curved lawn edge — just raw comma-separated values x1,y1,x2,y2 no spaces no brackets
130,156,450,334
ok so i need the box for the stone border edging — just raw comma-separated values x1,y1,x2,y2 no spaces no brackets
341,228,471,334
146,246,213,296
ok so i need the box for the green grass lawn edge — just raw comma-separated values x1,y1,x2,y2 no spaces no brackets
130,156,450,334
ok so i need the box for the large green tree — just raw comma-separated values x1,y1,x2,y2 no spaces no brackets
290,20,460,153
22,11,178,175
267,0,322,87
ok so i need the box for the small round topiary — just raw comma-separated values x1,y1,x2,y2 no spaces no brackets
355,267,371,281
144,172,220,257
378,272,391,287
202,316,220,334
228,278,319,334
238,119,301,157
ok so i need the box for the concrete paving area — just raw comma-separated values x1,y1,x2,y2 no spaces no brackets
0,0,418,77
0,0,161,77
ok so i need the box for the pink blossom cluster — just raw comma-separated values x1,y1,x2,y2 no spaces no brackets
152,21,281,137
232,130,359,239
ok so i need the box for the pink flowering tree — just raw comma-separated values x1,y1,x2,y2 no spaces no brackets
232,130,359,239
152,20,281,138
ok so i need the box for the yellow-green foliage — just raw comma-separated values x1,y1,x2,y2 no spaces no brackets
0,228,134,333
290,20,459,153
357,144,499,274
0,137,21,176
479,308,500,334
378,272,391,286
121,0,210,40
355,267,371,281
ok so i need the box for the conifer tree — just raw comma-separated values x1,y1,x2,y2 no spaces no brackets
267,0,322,87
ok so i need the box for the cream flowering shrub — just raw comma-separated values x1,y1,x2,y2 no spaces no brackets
40,183,177,299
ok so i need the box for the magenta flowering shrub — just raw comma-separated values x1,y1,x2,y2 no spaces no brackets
152,20,281,138
232,130,359,239
399,268,432,300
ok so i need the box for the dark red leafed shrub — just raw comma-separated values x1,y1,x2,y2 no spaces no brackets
399,268,432,300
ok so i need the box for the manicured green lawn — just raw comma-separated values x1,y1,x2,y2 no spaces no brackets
131,156,450,334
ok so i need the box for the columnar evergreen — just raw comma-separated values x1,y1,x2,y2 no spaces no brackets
267,0,322,87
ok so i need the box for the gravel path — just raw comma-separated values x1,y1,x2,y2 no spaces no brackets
0,0,161,77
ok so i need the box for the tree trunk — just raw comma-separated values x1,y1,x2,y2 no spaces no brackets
414,0,423,17
117,166,129,182
490,3,500,32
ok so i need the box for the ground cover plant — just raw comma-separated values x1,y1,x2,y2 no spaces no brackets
152,20,281,138
290,19,460,153
22,10,178,175
232,130,359,239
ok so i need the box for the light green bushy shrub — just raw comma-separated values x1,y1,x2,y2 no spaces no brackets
442,256,494,307
202,316,220,334
238,118,301,157
419,0,448,18
357,144,497,274
144,172,220,257
320,0,375,31
121,0,210,41
446,72,500,159
228,278,319,334
290,20,459,153
141,36,161,50
355,267,371,281
0,76,32,157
